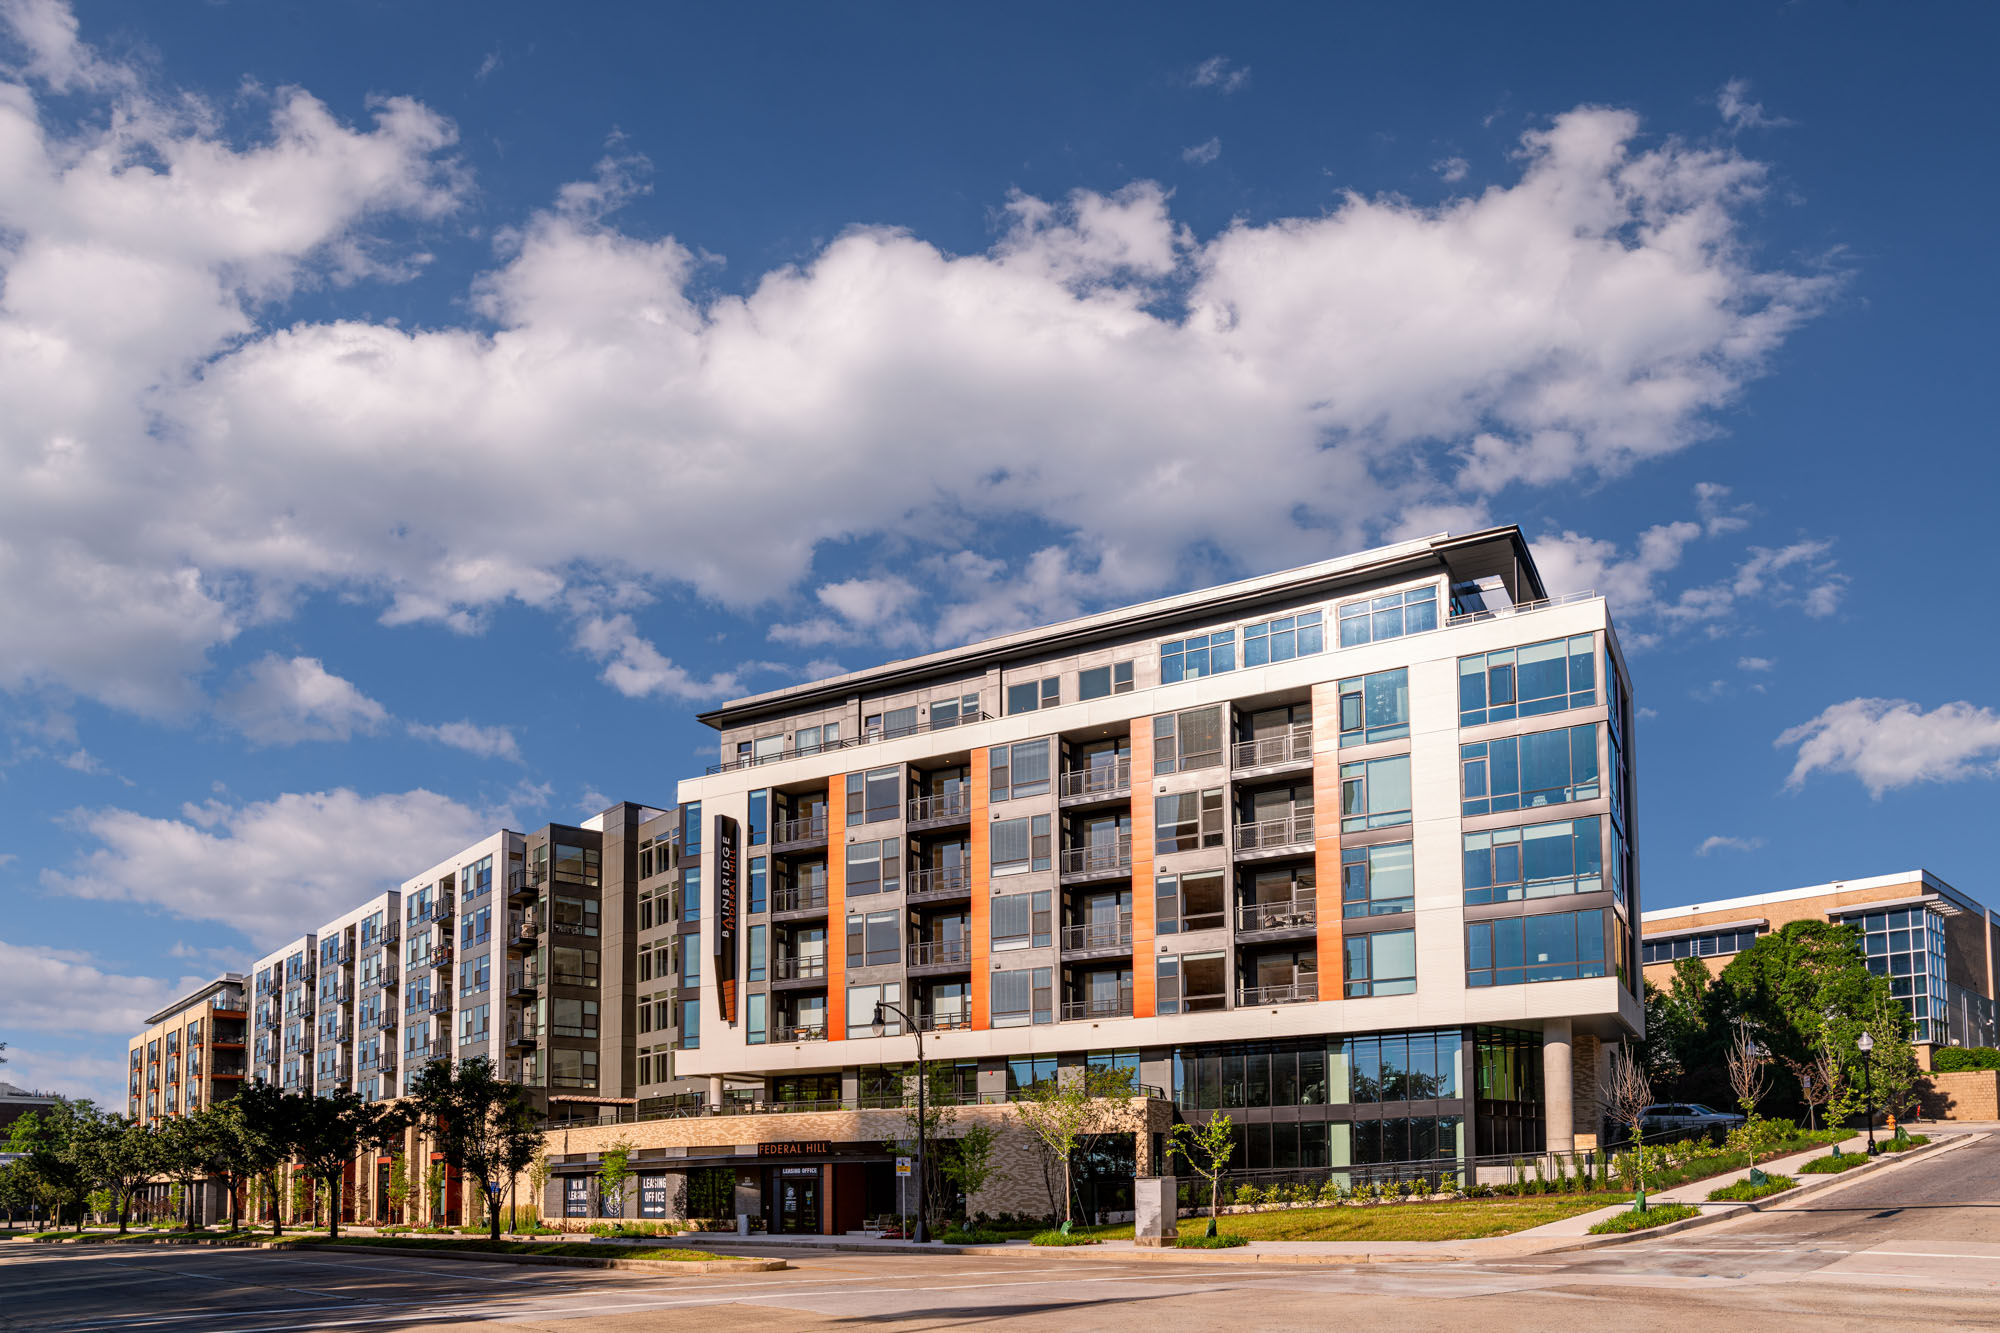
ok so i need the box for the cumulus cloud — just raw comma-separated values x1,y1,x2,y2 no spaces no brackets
1433,156,1469,183
406,719,522,762
42,787,506,946
1182,137,1222,166
1717,78,1793,132
0,939,191,1035
215,654,390,744
0,5,1836,710
1696,834,1765,856
1777,698,2000,798
1738,656,1776,672
1190,55,1250,94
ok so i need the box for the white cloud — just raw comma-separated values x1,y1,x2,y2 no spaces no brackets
1738,656,1776,672
1182,137,1222,166
1717,78,1793,132
1433,156,1469,183
1190,55,1250,94
0,1042,131,1108
475,48,502,81
215,653,390,744
1696,834,1765,856
43,786,504,946
0,7,1836,715
406,719,522,762
1777,698,2000,798
0,939,190,1035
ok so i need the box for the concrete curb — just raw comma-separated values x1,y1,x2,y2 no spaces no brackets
282,1242,787,1274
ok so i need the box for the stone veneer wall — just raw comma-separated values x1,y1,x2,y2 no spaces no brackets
1570,1032,1604,1147
1920,1069,1999,1121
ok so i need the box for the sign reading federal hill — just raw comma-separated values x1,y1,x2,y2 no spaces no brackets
757,1141,832,1157
713,813,740,1023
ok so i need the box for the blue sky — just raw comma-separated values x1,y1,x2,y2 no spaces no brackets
4,0,1999,1104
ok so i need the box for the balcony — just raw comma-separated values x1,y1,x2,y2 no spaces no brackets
769,955,830,990
919,1011,974,1032
1059,836,1133,883
507,974,538,1001
706,712,994,776
770,1022,829,1043
906,791,972,831
770,814,829,853
1239,978,1319,1007
771,884,830,920
907,939,973,975
506,915,541,951
907,864,973,905
1233,811,1315,858
507,869,539,902
374,1010,399,1032
1062,991,1135,1022
378,964,400,990
428,995,452,1016
1232,724,1313,774
427,900,455,925
1058,760,1132,806
337,944,355,966
378,1052,399,1076
430,947,455,971
428,1037,453,1059
1060,918,1134,958
505,1025,539,1052
1236,896,1318,937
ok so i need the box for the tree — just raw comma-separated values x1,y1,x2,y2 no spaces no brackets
597,1139,635,1219
1726,1021,1770,1118
156,1111,222,1229
6,1101,98,1232
1170,1114,1233,1239
1647,958,1732,1106
424,1161,447,1226
882,1064,964,1228
86,1119,164,1234
385,1152,411,1225
407,1056,544,1242
230,1081,309,1236
1011,1064,1138,1227
523,1146,551,1230
293,1090,394,1239
940,1124,997,1224
1602,1043,1654,1209
1784,1038,1842,1134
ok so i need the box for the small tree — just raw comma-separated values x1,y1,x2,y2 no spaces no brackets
385,1152,411,1225
408,1056,545,1241
524,1147,551,1229
1784,1038,1842,1135
156,1111,222,1229
1170,1114,1234,1238
597,1140,636,1219
424,1161,447,1226
1011,1065,1138,1228
1602,1043,1654,1210
6,1100,101,1232
940,1124,997,1223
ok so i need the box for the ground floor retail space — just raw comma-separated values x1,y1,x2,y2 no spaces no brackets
549,1145,943,1235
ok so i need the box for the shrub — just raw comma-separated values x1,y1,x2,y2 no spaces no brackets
1799,1153,1869,1175
1587,1204,1701,1235
1031,1230,1098,1246
1881,1133,1930,1153
1177,1233,1248,1248
1932,1046,2000,1073
1707,1173,1797,1202
940,1228,1006,1245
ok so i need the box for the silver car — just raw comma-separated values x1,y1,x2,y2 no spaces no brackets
1641,1102,1746,1135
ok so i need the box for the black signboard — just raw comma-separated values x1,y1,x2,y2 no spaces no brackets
564,1176,590,1218
638,1174,669,1220
713,814,740,1019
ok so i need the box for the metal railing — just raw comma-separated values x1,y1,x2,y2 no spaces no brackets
1238,979,1319,1006
1234,811,1315,851
1060,836,1133,877
707,713,995,775
770,955,829,982
919,1011,974,1032
771,885,829,914
1236,896,1318,932
907,791,972,823
546,1082,1172,1127
908,939,973,968
907,865,972,900
772,814,829,846
1061,992,1135,1021
1061,919,1134,952
1446,587,1599,629
1232,724,1313,770
770,1022,829,1043
1058,759,1131,800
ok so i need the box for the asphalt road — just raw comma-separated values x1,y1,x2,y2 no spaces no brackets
3,1131,1993,1332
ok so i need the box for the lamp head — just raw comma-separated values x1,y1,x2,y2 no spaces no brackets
871,1002,886,1034
1857,1030,1874,1054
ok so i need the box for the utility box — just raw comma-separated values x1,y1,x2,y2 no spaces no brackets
1134,1176,1178,1248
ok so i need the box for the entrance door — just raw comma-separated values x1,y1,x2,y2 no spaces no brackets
777,1168,821,1234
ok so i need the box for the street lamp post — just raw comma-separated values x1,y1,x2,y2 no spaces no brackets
1857,1030,1877,1156
872,1000,928,1243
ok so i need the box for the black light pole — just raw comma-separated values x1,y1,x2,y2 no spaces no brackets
873,999,928,1243
1857,1031,1877,1155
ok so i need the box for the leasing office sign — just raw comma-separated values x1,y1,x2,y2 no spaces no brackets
713,814,740,1024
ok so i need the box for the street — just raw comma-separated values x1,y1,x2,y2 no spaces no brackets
3,1132,1994,1332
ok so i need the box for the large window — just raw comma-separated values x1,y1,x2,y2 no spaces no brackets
846,767,902,824
990,892,1050,950
1079,663,1134,700
746,993,767,1046
1341,842,1414,917
845,838,902,896
1160,630,1236,683
553,895,600,937
1850,907,1952,1044
1340,755,1412,831
845,910,901,967
992,968,1054,1028
550,946,599,987
929,692,981,728
991,816,1052,875
847,982,903,1038
747,924,767,982
1462,816,1602,905
1460,724,1600,816
1337,668,1410,746
551,998,599,1039
1337,586,1438,648
1154,788,1224,853
1344,929,1416,996
990,739,1052,801
1459,635,1597,727
1641,928,1760,965
1007,677,1061,714
1466,909,1607,987
1153,706,1224,774
1243,611,1324,667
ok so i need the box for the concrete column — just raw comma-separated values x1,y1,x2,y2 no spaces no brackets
708,1074,725,1107
1543,1018,1575,1154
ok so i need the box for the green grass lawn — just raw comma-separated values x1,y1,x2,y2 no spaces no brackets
1075,1194,1637,1244
316,1236,725,1262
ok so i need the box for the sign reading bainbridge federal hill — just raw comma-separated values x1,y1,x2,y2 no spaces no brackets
713,813,740,1023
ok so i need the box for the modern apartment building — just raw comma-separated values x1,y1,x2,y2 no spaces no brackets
250,936,316,1094
1642,870,2000,1054
126,974,249,1128
545,526,1641,1233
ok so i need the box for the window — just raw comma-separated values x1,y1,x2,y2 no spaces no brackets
1336,586,1438,647
681,868,702,922
747,924,767,982
459,1003,491,1043
749,857,767,913
553,895,601,937
992,894,1032,951
929,692,981,727
845,910,901,967
1152,706,1223,774
1342,842,1414,917
1007,676,1061,714
679,999,700,1049
753,734,784,765
462,905,492,946
1344,929,1417,997
1160,630,1236,683
1459,635,1597,726
681,935,700,988
1243,611,1324,667
1340,755,1412,831
1078,662,1134,700
1460,723,1600,816
746,993,767,1045
1154,789,1224,853
1462,816,1602,905
551,999,599,1039
845,839,901,896
1641,928,1761,965
1466,909,1607,987
551,947,599,987
458,953,490,996
846,767,901,824
989,739,1052,801
991,815,1052,875
847,982,902,1038
992,969,1053,1028
748,791,768,846
1337,668,1410,746
795,722,841,755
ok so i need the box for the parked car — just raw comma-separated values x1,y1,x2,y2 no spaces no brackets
1640,1103,1746,1136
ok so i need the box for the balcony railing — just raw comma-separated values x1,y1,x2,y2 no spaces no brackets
1232,724,1313,770
919,1011,974,1032
707,713,994,775
1239,978,1320,1007
1059,836,1133,878
1236,896,1319,932
907,791,972,824
1060,919,1134,953
1058,759,1131,800
907,865,972,901
771,814,829,848
430,947,455,970
907,939,973,969
1446,587,1598,629
771,885,829,915
1061,991,1135,1021
771,1022,829,1043
1234,811,1315,852
770,955,829,982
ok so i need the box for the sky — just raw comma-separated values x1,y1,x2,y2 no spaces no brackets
4,0,1999,1106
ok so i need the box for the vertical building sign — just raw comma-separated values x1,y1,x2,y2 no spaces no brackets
713,814,740,1024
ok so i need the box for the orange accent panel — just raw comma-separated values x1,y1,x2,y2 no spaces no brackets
825,782,847,1041
1310,682,1344,1001
1130,725,1156,1018
969,750,991,1030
